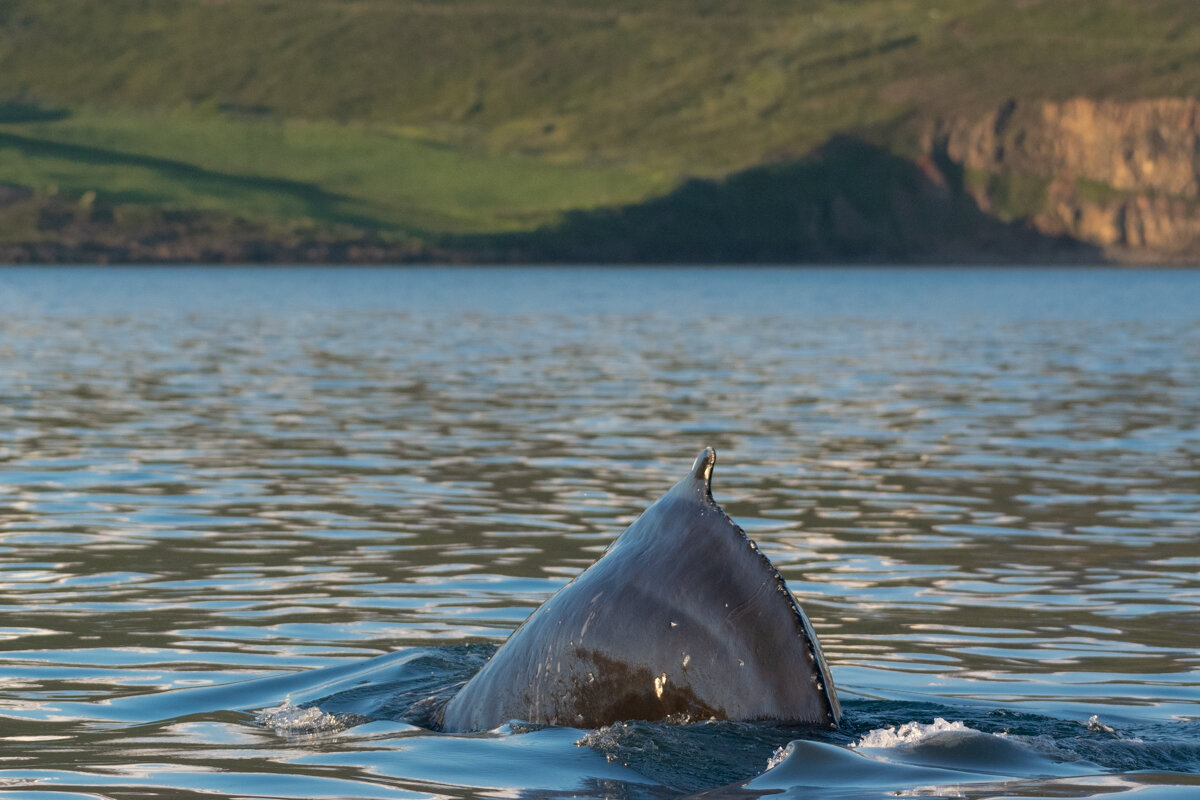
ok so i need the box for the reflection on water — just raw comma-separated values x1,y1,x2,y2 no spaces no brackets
0,266,1197,798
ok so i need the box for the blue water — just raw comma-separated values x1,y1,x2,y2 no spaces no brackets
0,266,1197,799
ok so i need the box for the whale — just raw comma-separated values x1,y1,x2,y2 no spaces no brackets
439,447,840,732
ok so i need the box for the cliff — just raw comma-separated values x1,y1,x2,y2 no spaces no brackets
468,136,1100,264
930,98,1200,263
464,99,1200,265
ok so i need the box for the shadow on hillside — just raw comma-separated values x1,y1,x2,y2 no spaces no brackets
462,135,1104,264
0,102,70,124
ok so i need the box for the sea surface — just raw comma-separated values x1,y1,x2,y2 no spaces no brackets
0,265,1197,799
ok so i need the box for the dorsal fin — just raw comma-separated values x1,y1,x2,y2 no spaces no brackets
441,448,840,731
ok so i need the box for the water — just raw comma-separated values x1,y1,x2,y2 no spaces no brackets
0,265,1197,799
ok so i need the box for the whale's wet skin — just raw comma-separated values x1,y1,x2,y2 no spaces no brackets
2,266,1199,799
441,447,839,732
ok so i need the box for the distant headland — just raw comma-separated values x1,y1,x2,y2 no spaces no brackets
1,1,1197,265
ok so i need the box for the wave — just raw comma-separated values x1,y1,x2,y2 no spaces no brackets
51,644,1192,799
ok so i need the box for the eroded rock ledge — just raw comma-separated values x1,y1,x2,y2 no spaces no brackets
930,97,1200,263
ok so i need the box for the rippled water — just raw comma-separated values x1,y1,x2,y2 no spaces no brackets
1,266,1198,799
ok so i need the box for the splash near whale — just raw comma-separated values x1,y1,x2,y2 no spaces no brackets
440,447,840,732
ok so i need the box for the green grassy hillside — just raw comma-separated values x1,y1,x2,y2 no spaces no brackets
1,0,1197,259
0,109,668,235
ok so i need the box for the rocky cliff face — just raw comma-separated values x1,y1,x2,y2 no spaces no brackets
930,97,1200,263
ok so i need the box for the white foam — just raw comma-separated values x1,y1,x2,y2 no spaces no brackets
575,721,632,762
765,743,792,770
853,717,980,749
1084,714,1140,742
255,698,354,737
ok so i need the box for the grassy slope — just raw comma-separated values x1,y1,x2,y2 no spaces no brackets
0,111,669,237
0,0,1198,250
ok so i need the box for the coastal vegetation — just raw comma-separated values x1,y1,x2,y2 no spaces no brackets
1,0,1197,262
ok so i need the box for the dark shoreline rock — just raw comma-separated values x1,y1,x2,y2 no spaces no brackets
0,196,462,265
